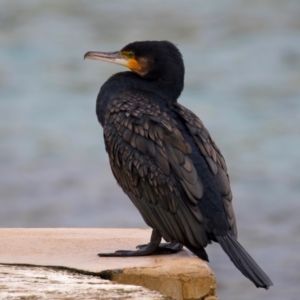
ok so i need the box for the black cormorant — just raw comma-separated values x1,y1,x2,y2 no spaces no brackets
84,40,273,289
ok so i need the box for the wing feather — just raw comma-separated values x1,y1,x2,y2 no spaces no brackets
104,92,208,246
173,103,237,237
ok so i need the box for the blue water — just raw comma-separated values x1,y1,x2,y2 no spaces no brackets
1,1,300,299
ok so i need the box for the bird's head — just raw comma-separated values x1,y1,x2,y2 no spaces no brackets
84,40,184,86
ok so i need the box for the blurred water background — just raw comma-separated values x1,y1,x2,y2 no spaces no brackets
1,0,300,299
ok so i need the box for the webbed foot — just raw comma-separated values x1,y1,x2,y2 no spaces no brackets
136,242,183,254
98,229,182,257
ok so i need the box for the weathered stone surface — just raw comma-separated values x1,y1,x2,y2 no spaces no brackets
0,229,218,300
0,264,164,299
110,260,218,300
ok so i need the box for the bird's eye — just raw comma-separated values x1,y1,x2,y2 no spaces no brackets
127,52,134,59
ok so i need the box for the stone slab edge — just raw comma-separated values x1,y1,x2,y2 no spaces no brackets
0,229,218,300
2,262,218,300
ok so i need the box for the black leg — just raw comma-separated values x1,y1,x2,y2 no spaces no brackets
98,229,182,257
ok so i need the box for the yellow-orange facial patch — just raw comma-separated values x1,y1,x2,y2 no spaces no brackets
125,58,141,72
121,52,148,76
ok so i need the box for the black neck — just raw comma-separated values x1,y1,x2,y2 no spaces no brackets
96,71,184,125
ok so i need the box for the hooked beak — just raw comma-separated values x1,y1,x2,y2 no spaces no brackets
84,51,128,67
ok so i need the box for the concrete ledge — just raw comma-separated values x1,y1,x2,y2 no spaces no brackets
0,264,164,299
0,228,218,300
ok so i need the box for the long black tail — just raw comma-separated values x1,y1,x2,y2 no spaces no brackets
215,233,273,289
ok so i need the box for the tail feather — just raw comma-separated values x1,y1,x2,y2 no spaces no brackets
216,233,273,289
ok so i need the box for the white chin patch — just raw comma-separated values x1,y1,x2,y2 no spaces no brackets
114,58,128,66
